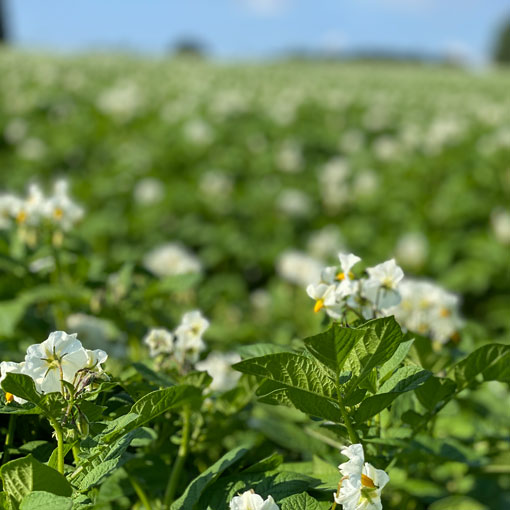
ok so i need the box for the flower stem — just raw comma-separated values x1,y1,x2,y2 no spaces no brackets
49,418,65,474
2,415,16,465
163,407,191,509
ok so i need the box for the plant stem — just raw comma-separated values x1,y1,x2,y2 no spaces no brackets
72,444,80,465
163,407,191,509
49,418,65,474
2,415,16,465
128,472,152,510
336,380,360,444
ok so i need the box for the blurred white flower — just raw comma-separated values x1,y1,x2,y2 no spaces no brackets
229,490,279,510
183,119,213,145
17,137,47,161
97,81,142,121
174,311,209,364
387,279,463,344
320,157,350,213
29,256,55,273
276,139,303,173
144,328,175,357
143,242,202,278
334,443,389,510
395,232,428,268
3,117,28,144
491,208,510,245
195,352,241,391
276,250,323,287
43,179,84,231
276,188,311,218
336,253,361,299
133,178,165,205
307,225,345,260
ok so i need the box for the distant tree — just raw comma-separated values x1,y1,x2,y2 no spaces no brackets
172,38,206,58
493,17,510,65
0,0,7,43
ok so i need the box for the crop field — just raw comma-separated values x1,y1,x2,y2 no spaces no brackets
0,49,509,510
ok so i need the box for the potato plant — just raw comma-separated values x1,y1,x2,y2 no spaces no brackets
0,49,509,509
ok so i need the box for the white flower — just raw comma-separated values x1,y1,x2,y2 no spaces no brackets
43,179,84,231
143,242,202,278
24,331,89,394
144,328,175,357
0,361,27,404
85,349,108,372
11,184,45,226
336,253,361,298
364,259,404,309
229,490,280,510
195,352,241,391
334,443,389,510
387,278,463,344
307,283,342,319
174,311,209,364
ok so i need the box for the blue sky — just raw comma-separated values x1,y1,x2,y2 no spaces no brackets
5,0,510,63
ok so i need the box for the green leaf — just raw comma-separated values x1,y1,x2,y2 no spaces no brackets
0,455,72,506
19,492,72,510
0,374,65,417
100,385,201,444
234,353,342,421
355,365,431,422
238,344,292,359
171,444,251,510
415,376,457,411
379,337,415,380
429,495,488,510
281,492,323,510
343,317,406,394
454,343,510,387
304,323,361,373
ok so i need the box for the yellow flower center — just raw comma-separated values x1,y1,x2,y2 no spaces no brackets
53,207,64,220
361,474,376,488
16,210,27,224
5,392,14,403
439,308,451,318
314,299,324,313
336,271,354,281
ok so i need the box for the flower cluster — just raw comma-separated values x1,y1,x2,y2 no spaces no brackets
387,278,463,344
144,310,209,365
0,180,83,233
334,444,389,510
306,253,404,321
1,331,107,404
229,490,279,510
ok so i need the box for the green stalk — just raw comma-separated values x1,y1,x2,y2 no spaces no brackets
49,418,65,474
163,407,191,509
128,472,152,510
2,415,16,465
336,380,360,444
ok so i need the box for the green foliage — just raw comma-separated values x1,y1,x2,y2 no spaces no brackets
0,455,72,509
